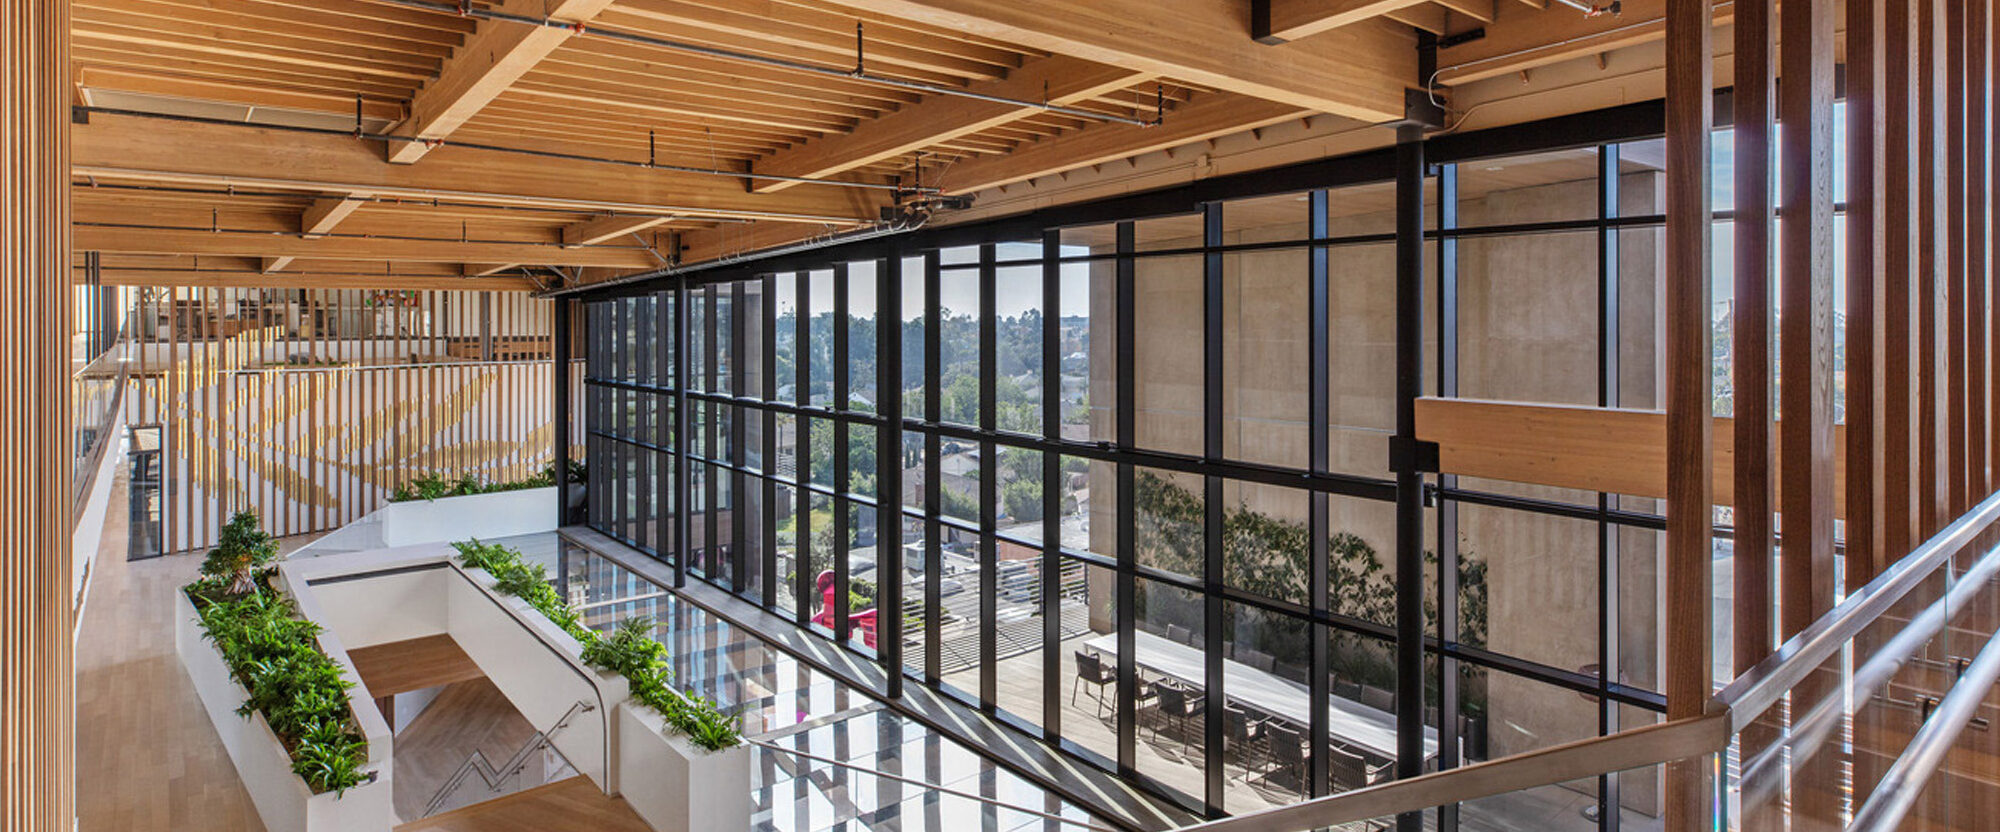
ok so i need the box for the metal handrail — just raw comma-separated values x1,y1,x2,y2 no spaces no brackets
1172,713,1726,832
746,739,1122,832
1847,619,2000,832
425,700,593,817
1718,491,2000,730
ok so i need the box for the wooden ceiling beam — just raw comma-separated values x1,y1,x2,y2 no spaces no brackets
1434,0,1737,86
1384,3,1453,35
1433,0,1498,23
386,0,618,165
936,93,1311,195
818,0,1415,122
79,265,538,291
75,225,659,268
73,111,885,223
263,193,369,273
1254,0,1434,43
751,56,1148,193
561,214,674,248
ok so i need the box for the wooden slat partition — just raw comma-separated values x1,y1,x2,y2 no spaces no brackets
1415,398,1849,514
124,288,587,552
1,0,73,827
1663,3,1716,830
1848,0,1886,590
1884,0,1918,566
1733,0,1777,675
1777,0,1838,636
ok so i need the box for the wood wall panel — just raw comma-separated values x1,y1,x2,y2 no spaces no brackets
1415,398,1848,514
123,288,587,552
1,0,73,828
1848,0,1886,590
1733,0,1777,675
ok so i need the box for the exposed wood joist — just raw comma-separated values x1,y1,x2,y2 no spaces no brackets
751,56,1149,193
819,0,1416,122
1383,4,1452,35
936,93,1310,194
74,225,658,268
386,0,618,164
264,194,369,273
669,219,869,267
1253,0,1433,43
77,265,538,291
1435,0,1738,86
561,214,673,248
72,111,885,223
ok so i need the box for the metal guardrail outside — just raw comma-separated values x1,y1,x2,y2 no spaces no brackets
746,739,1121,832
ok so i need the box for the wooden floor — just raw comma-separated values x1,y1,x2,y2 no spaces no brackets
74,465,302,832
351,635,485,698
392,678,539,820
393,777,653,832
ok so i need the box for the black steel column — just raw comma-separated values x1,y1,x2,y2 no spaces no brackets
674,281,691,588
834,263,853,642
1434,164,1462,832
1114,220,1138,776
762,274,780,610
553,295,572,524
704,285,721,581
1596,142,1624,832
1040,228,1064,738
732,281,750,592
1392,125,1428,832
978,242,999,709
1307,189,1333,798
923,252,944,683
879,254,905,697
1201,201,1227,816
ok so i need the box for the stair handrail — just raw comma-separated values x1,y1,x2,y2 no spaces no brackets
424,699,595,817
746,739,1122,832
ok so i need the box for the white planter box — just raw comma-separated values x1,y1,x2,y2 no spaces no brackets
295,487,559,556
448,564,627,792
174,591,398,832
615,703,753,832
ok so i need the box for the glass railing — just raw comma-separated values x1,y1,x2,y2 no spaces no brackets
1179,492,2000,832
71,329,131,516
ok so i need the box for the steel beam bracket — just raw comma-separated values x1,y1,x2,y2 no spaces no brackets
1389,435,1440,474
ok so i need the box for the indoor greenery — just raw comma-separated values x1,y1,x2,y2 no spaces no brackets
451,539,745,751
184,511,370,795
388,460,586,502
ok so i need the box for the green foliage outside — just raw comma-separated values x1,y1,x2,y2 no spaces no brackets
388,460,586,503
452,539,744,751
1131,471,1492,714
185,511,370,795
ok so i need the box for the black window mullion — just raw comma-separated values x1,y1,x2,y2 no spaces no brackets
833,263,853,643
795,272,813,628
1114,220,1138,775
1596,142,1624,832
923,252,943,684
763,274,780,610
1308,189,1334,799
1040,228,1064,739
877,255,905,693
733,281,750,595
674,282,690,588
705,285,720,582
1434,167,1464,827
1201,202,1226,815
977,242,998,708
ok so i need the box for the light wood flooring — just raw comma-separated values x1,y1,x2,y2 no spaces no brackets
351,635,484,699
391,678,540,820
393,777,653,832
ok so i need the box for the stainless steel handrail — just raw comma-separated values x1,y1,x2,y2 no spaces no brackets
425,700,593,817
1847,620,2000,832
746,739,1122,832
1172,712,1727,832
1718,491,2000,730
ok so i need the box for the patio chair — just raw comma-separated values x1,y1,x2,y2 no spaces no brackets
1071,650,1117,719
1240,649,1276,673
1167,623,1193,645
1329,744,1390,792
1151,681,1204,752
1275,661,1307,683
1358,684,1394,713
1224,702,1269,777
1332,677,1363,701
1257,722,1310,794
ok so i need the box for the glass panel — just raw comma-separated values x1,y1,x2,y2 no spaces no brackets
1134,576,1205,794
939,268,981,427
1222,603,1314,810
899,513,927,677
995,261,1042,435
1134,466,1202,580
1221,482,1310,607
775,272,798,403
775,481,799,615
1134,213,1203,252
1056,561,1120,764
846,260,877,413
1457,493,1597,675
807,269,833,408
1133,254,1203,455
993,528,1047,730
900,256,925,418
1454,230,1604,407
1223,244,1309,467
1328,242,1396,476
995,445,1044,542
1455,146,1605,223
1058,247,1110,443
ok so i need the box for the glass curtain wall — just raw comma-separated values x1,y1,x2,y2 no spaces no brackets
581,132,1710,826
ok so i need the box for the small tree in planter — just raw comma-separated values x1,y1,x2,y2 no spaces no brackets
195,510,281,597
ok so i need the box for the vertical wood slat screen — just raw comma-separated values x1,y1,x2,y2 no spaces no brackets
124,287,583,552
1,0,71,828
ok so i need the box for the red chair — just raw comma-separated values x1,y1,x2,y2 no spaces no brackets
810,570,878,648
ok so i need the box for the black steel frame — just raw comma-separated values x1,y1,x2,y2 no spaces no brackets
570,100,1715,822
